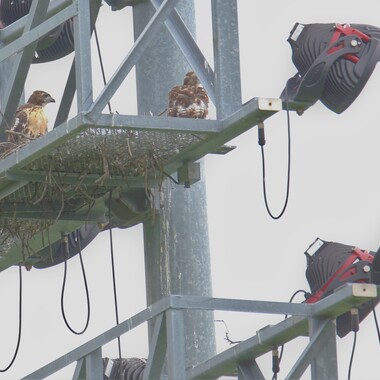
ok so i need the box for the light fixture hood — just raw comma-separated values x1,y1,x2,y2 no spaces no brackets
282,23,380,113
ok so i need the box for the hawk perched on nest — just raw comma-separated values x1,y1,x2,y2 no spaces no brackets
7,90,55,144
168,71,208,119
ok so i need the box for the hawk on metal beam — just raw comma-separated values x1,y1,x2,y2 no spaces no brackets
7,90,55,144
168,72,209,119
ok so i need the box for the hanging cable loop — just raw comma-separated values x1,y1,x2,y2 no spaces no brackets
60,231,91,335
259,85,292,220
0,263,22,372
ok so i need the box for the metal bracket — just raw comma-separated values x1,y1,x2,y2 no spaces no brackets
177,162,201,188
258,97,283,111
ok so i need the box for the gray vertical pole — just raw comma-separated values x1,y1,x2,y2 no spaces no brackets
309,318,338,380
73,0,93,112
132,0,216,369
211,0,242,118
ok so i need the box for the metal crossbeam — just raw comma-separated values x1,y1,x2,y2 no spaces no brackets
22,296,172,379
22,284,377,379
187,284,376,379
0,97,279,205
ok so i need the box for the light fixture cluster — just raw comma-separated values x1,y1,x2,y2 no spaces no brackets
282,23,380,336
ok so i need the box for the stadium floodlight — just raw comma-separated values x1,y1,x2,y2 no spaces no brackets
282,23,380,113
304,238,380,337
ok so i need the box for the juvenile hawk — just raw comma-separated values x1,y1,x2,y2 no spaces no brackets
168,72,208,119
7,90,55,144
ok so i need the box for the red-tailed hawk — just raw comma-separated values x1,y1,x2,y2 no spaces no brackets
168,71,208,119
7,90,55,144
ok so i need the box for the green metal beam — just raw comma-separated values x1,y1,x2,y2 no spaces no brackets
86,112,220,133
163,97,282,174
0,99,276,212
23,296,173,379
186,284,376,379
5,169,147,187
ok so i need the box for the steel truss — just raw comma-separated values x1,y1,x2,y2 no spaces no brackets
0,0,282,270
0,1,356,379
22,284,377,379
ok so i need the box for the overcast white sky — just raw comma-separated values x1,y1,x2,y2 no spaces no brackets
0,1,380,379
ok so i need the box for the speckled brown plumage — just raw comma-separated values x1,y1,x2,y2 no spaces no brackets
168,72,209,119
7,90,55,144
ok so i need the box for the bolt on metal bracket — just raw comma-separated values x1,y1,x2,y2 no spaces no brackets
258,97,283,111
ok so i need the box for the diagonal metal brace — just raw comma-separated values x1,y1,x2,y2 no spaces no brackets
0,0,50,137
285,319,335,380
143,313,167,380
88,0,180,116
238,359,266,380
150,0,215,104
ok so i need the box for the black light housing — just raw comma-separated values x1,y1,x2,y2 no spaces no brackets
282,23,380,113
0,0,98,63
304,238,380,338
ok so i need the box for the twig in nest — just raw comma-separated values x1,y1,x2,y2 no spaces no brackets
6,130,37,141
157,108,167,116
31,165,52,205
94,149,110,185
215,319,242,345
126,134,133,157
0,141,26,158
54,190,65,223
49,174,66,223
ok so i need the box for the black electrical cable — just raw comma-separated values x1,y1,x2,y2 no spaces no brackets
108,190,123,364
94,26,112,114
271,289,308,380
0,263,22,372
259,86,291,220
163,171,180,185
60,231,91,335
372,300,380,344
348,331,357,380
272,348,280,380
347,308,360,380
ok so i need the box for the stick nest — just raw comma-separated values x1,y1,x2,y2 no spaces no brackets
0,127,204,259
